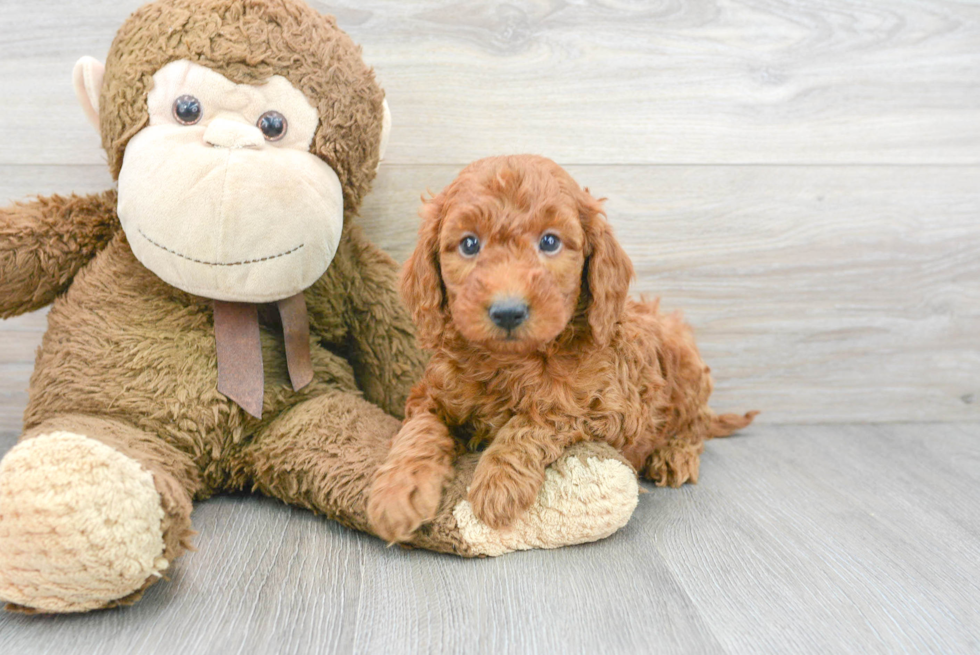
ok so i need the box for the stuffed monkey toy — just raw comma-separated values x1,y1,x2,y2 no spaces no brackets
0,0,640,613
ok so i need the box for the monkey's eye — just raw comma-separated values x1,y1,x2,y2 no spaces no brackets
258,111,288,141
172,95,202,125
539,233,562,254
459,235,481,258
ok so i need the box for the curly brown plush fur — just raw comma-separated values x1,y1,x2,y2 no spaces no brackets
368,155,757,540
1,3,647,614
100,0,384,214
0,0,431,613
0,192,120,319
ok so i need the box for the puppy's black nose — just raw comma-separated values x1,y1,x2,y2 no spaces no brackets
488,300,529,331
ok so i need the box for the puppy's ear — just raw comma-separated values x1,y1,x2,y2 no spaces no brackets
400,191,448,348
580,188,634,345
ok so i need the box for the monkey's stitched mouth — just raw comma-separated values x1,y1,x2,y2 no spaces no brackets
137,228,304,267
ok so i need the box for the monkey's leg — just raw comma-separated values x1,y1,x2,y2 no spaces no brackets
0,415,199,613
239,392,640,556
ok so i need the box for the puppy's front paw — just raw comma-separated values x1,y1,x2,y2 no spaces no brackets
468,455,542,530
367,462,448,544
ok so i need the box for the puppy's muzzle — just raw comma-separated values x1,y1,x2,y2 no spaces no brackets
488,299,530,331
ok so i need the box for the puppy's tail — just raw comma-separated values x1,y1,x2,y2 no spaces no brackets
707,410,759,439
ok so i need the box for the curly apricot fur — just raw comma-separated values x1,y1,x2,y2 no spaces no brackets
370,155,757,537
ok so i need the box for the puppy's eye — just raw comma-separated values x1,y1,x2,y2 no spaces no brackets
258,111,288,141
173,95,203,125
459,235,481,257
539,233,562,254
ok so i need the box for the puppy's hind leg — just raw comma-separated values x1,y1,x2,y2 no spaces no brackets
642,437,705,487
638,410,758,487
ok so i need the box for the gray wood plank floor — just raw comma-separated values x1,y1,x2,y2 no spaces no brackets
0,423,977,655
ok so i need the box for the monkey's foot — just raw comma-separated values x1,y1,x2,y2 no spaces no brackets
411,442,639,557
0,432,168,613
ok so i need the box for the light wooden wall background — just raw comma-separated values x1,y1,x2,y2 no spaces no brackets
0,0,978,429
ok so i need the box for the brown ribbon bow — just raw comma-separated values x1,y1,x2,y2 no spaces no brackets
213,293,314,419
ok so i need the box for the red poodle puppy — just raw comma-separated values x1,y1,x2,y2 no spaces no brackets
368,155,756,543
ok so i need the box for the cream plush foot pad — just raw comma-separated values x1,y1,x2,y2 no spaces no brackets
0,432,168,612
454,455,639,557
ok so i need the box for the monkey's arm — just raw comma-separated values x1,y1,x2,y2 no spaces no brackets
307,223,427,419
0,191,120,318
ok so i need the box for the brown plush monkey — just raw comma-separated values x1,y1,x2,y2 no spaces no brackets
0,0,640,614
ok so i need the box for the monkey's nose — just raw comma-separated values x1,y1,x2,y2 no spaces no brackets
488,300,530,331
203,118,265,149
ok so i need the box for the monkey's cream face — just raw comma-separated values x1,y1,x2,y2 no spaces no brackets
116,60,343,302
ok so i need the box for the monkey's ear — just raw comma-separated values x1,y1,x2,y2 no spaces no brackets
72,56,105,132
376,99,391,172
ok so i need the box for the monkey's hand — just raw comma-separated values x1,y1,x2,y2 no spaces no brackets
0,191,120,319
